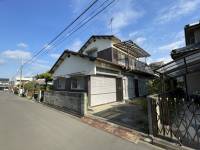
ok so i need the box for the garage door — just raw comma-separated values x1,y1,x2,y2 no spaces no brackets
90,76,116,106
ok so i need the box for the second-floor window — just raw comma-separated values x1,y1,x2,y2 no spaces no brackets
118,53,126,65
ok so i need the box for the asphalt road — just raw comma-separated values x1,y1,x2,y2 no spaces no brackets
0,91,161,150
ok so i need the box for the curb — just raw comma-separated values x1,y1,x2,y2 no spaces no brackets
84,115,193,150
81,115,141,144
150,136,194,150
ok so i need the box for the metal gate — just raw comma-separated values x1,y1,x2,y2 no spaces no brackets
149,93,200,149
148,46,200,149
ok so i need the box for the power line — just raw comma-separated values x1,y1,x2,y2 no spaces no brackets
47,0,112,50
22,0,99,66
18,0,116,81
27,0,116,65
57,0,116,44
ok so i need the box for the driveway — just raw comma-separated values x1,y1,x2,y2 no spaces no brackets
0,92,161,150
90,102,148,133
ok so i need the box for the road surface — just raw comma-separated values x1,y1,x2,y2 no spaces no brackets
0,91,161,150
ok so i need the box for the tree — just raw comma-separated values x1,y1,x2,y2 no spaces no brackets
35,72,52,81
24,81,40,98
35,72,53,90
24,81,40,91
148,78,161,95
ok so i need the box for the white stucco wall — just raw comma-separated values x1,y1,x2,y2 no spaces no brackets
53,55,96,77
83,39,112,56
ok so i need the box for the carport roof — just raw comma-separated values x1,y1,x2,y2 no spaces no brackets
114,40,150,58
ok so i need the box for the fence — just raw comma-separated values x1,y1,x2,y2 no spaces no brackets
147,94,200,149
44,91,88,116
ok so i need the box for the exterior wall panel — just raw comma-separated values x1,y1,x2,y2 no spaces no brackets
97,48,112,61
53,76,89,93
187,72,200,94
53,55,95,77
83,39,112,55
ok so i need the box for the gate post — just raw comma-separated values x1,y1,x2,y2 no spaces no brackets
81,93,88,116
147,96,153,136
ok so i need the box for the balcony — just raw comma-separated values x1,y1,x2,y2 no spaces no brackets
116,58,153,74
111,46,153,74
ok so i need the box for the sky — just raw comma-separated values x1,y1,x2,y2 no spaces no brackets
0,0,200,78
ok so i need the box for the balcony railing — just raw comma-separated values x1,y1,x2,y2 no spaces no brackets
116,59,153,74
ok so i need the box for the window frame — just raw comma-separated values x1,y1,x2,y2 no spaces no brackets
57,78,66,90
70,77,85,90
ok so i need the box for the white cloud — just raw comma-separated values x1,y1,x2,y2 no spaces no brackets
175,30,184,40
17,42,28,48
31,62,50,70
158,30,185,51
24,59,51,77
149,30,185,64
69,39,82,51
147,56,172,64
128,31,146,45
156,0,200,23
108,0,143,32
158,40,184,51
134,37,146,45
50,53,60,59
129,31,139,38
155,56,172,63
2,50,31,60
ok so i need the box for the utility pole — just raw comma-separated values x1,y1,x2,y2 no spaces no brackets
20,58,23,89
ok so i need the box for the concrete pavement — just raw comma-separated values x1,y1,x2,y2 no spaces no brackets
0,91,162,150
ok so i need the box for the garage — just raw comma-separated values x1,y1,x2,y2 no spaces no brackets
90,76,116,106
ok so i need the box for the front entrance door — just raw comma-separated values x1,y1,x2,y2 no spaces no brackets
116,78,123,101
135,79,139,97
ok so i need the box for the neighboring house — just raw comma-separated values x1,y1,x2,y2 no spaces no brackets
171,21,200,59
157,21,200,95
14,77,33,86
0,78,9,90
149,61,164,70
50,35,154,107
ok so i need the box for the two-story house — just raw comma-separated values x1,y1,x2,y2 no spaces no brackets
171,21,200,59
50,35,154,107
156,21,200,95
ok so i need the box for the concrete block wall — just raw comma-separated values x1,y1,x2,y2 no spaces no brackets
44,91,88,116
